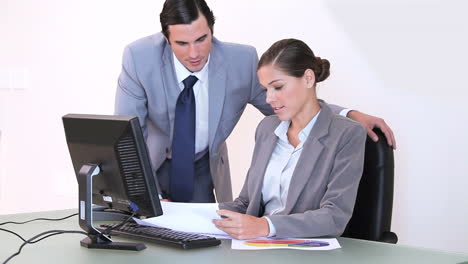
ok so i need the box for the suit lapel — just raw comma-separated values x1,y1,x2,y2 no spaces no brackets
248,128,279,216
282,101,332,214
208,39,227,152
160,42,181,139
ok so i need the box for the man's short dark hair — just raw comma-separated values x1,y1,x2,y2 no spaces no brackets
160,0,215,39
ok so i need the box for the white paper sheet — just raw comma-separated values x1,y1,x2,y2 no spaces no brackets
231,238,341,250
136,201,228,236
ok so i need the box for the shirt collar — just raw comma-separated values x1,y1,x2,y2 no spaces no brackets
173,52,210,85
274,110,321,145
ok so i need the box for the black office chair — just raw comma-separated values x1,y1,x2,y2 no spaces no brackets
342,128,398,243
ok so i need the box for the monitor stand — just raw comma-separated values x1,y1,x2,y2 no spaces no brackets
77,164,146,251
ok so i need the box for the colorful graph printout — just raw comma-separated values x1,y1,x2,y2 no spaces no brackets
232,238,341,251
244,239,329,248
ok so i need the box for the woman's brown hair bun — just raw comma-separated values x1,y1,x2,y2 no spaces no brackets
258,39,331,85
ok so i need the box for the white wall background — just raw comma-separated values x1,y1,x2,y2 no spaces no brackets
1,0,467,254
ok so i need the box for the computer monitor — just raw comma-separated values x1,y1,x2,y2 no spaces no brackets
62,114,163,250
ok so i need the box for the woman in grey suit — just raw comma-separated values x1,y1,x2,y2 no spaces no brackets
213,39,367,239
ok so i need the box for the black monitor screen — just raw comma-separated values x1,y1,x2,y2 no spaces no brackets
63,114,162,218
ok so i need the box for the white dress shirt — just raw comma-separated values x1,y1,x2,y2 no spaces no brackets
173,53,210,155
262,111,321,237
339,108,352,117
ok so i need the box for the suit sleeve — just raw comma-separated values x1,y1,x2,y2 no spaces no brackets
268,124,366,238
114,46,149,139
247,48,275,116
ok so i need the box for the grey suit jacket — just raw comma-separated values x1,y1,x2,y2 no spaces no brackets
220,101,366,238
114,33,273,202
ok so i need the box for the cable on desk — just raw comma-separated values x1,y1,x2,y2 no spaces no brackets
0,228,26,242
2,205,138,263
2,229,88,264
0,213,78,226
0,213,79,244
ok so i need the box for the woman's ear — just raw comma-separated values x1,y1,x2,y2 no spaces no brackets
304,69,316,88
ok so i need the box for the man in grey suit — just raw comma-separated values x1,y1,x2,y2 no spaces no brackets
114,0,395,203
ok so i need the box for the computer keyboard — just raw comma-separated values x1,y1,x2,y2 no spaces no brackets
99,222,221,249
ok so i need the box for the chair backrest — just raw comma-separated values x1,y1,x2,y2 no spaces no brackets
342,128,398,243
